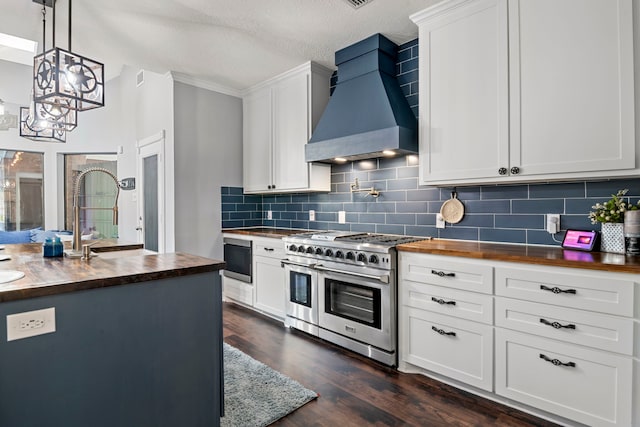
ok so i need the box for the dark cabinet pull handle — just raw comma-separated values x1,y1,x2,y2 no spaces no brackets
540,318,576,329
431,297,456,306
267,185,272,189
540,285,576,294
264,247,274,252
510,166,520,174
498,167,507,175
539,353,576,368
431,326,456,337
431,270,455,278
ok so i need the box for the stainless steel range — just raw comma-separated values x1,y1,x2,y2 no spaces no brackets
281,231,425,366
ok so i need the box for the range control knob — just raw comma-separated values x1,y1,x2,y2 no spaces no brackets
315,247,323,255
357,253,367,263
335,250,344,259
368,254,379,264
288,244,297,252
325,249,334,257
297,246,305,253
346,251,355,260
306,246,314,254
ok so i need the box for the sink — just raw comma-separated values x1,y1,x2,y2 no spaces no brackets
0,270,25,283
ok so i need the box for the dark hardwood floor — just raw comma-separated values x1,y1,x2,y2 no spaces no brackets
223,302,560,427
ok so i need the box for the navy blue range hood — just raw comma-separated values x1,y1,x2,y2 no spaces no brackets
305,34,417,163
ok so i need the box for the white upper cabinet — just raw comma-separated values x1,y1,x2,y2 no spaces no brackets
411,0,636,186
243,62,333,194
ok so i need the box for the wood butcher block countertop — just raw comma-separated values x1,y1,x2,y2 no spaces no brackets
397,239,640,274
0,240,225,302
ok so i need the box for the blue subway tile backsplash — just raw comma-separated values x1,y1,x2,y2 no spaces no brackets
221,38,640,246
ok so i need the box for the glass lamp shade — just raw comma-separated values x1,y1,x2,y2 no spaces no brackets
33,47,104,111
19,107,66,143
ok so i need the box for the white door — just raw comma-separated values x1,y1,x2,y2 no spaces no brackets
137,131,165,253
417,0,509,184
509,0,635,176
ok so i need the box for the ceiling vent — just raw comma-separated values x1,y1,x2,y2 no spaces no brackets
136,70,144,87
343,0,374,9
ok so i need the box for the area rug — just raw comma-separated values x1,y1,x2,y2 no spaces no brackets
220,343,318,427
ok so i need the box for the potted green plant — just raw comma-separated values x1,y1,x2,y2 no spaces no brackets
589,189,639,253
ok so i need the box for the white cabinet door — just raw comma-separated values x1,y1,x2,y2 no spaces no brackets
243,87,272,193
495,328,633,427
253,255,286,319
401,307,494,391
509,0,635,177
273,70,310,192
414,0,509,183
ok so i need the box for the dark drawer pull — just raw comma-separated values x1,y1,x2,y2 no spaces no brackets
539,353,576,368
431,326,456,337
431,270,455,278
431,297,456,306
540,285,577,294
540,318,576,330
264,247,275,252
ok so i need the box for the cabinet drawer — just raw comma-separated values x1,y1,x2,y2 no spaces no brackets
495,265,635,316
254,239,285,259
400,253,494,294
402,281,493,325
400,307,493,391
222,276,253,306
495,329,632,427
495,297,634,356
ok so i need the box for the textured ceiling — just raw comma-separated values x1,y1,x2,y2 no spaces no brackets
0,0,441,91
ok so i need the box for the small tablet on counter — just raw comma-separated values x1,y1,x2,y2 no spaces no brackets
561,229,598,251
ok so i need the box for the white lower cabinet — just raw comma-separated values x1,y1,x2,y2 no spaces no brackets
398,251,639,426
495,328,633,427
402,307,493,391
252,236,286,320
222,275,253,307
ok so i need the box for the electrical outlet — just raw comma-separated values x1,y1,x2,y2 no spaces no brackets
7,307,56,341
436,213,446,229
309,210,316,221
267,210,273,220
546,214,560,234
338,211,346,224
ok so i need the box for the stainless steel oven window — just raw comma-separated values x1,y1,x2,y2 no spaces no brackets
223,238,252,283
289,270,312,307
324,278,381,329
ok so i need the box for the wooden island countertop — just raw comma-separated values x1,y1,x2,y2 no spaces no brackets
0,241,225,302
397,238,640,274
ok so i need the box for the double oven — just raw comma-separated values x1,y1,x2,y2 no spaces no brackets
282,231,420,366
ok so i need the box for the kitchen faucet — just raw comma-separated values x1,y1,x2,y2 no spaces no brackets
70,167,121,255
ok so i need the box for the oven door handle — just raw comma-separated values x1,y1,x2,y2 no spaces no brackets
280,259,316,269
314,264,389,284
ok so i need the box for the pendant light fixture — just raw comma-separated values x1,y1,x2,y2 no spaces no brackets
20,2,73,143
33,0,104,111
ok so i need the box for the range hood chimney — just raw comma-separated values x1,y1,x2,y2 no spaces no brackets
305,34,417,163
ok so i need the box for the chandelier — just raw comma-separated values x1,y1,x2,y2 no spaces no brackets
33,0,104,112
20,1,76,142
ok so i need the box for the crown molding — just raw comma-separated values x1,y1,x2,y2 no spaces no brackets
170,72,242,98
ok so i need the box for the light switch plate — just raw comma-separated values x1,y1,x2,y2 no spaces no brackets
338,211,346,224
7,307,56,341
309,210,315,221
436,213,446,229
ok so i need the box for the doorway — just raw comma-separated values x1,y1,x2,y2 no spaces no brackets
137,131,165,253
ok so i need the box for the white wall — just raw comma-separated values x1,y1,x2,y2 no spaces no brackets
173,82,242,259
0,60,132,232
0,59,243,258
